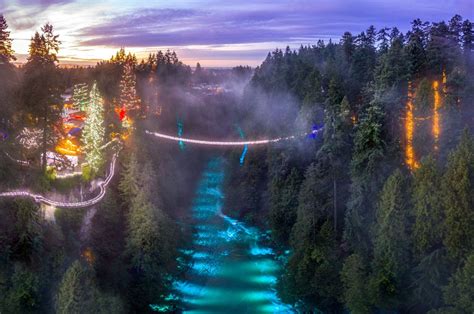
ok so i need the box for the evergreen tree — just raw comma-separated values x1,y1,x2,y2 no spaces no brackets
412,157,444,257
341,32,355,62
426,21,457,75
82,82,105,173
0,15,15,64
341,253,371,313
411,158,448,311
282,157,342,312
55,260,124,314
0,15,18,134
405,19,428,77
375,33,409,88
413,78,435,158
377,27,391,54
22,23,62,170
323,95,352,232
443,254,474,313
2,264,40,313
344,102,386,256
370,170,411,310
12,200,43,262
56,261,96,313
118,152,140,203
461,19,473,64
126,188,177,311
442,130,474,260
268,156,302,245
119,60,141,114
72,83,89,111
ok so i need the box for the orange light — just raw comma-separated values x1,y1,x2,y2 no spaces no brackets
405,81,419,170
433,81,441,150
82,247,95,265
56,138,81,156
442,70,447,95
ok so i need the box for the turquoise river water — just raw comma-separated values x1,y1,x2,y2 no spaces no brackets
173,158,294,313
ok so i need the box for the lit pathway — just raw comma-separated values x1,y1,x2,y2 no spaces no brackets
0,153,118,208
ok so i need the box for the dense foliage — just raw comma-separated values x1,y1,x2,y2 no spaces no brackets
225,14,474,312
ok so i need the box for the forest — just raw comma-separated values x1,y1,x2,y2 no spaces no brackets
0,10,473,314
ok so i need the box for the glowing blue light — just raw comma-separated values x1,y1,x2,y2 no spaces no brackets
240,145,248,165
250,274,277,284
149,304,172,312
177,119,185,150
237,126,248,165
250,245,274,256
308,124,324,140
191,252,210,259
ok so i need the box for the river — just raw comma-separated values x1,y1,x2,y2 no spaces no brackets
174,158,294,313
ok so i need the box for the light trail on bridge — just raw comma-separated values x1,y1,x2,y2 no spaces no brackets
0,153,118,208
145,127,323,146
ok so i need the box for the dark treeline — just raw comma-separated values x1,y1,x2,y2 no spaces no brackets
225,15,474,313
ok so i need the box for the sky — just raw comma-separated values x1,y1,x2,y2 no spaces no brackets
1,0,473,67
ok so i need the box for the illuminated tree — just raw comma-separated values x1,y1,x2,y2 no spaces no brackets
119,61,140,113
72,83,89,111
82,82,105,173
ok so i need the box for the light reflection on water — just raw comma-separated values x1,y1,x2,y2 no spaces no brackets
174,158,293,313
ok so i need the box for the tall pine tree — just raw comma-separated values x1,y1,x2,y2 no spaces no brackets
22,23,62,170
119,60,140,114
442,130,474,261
0,15,15,64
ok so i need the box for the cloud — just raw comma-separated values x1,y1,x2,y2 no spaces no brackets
75,0,469,49
4,0,76,8
5,0,472,66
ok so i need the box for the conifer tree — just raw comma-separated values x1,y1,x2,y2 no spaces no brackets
118,152,140,203
412,157,443,258
22,23,61,170
72,83,89,111
0,15,15,64
82,82,105,173
442,130,474,260
56,261,96,313
341,253,370,314
344,102,386,256
119,61,140,113
55,260,124,314
443,254,474,313
0,15,17,132
370,170,411,310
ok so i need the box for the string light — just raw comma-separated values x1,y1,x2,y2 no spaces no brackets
433,80,441,151
145,127,323,146
82,82,105,172
0,153,118,208
405,81,419,170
